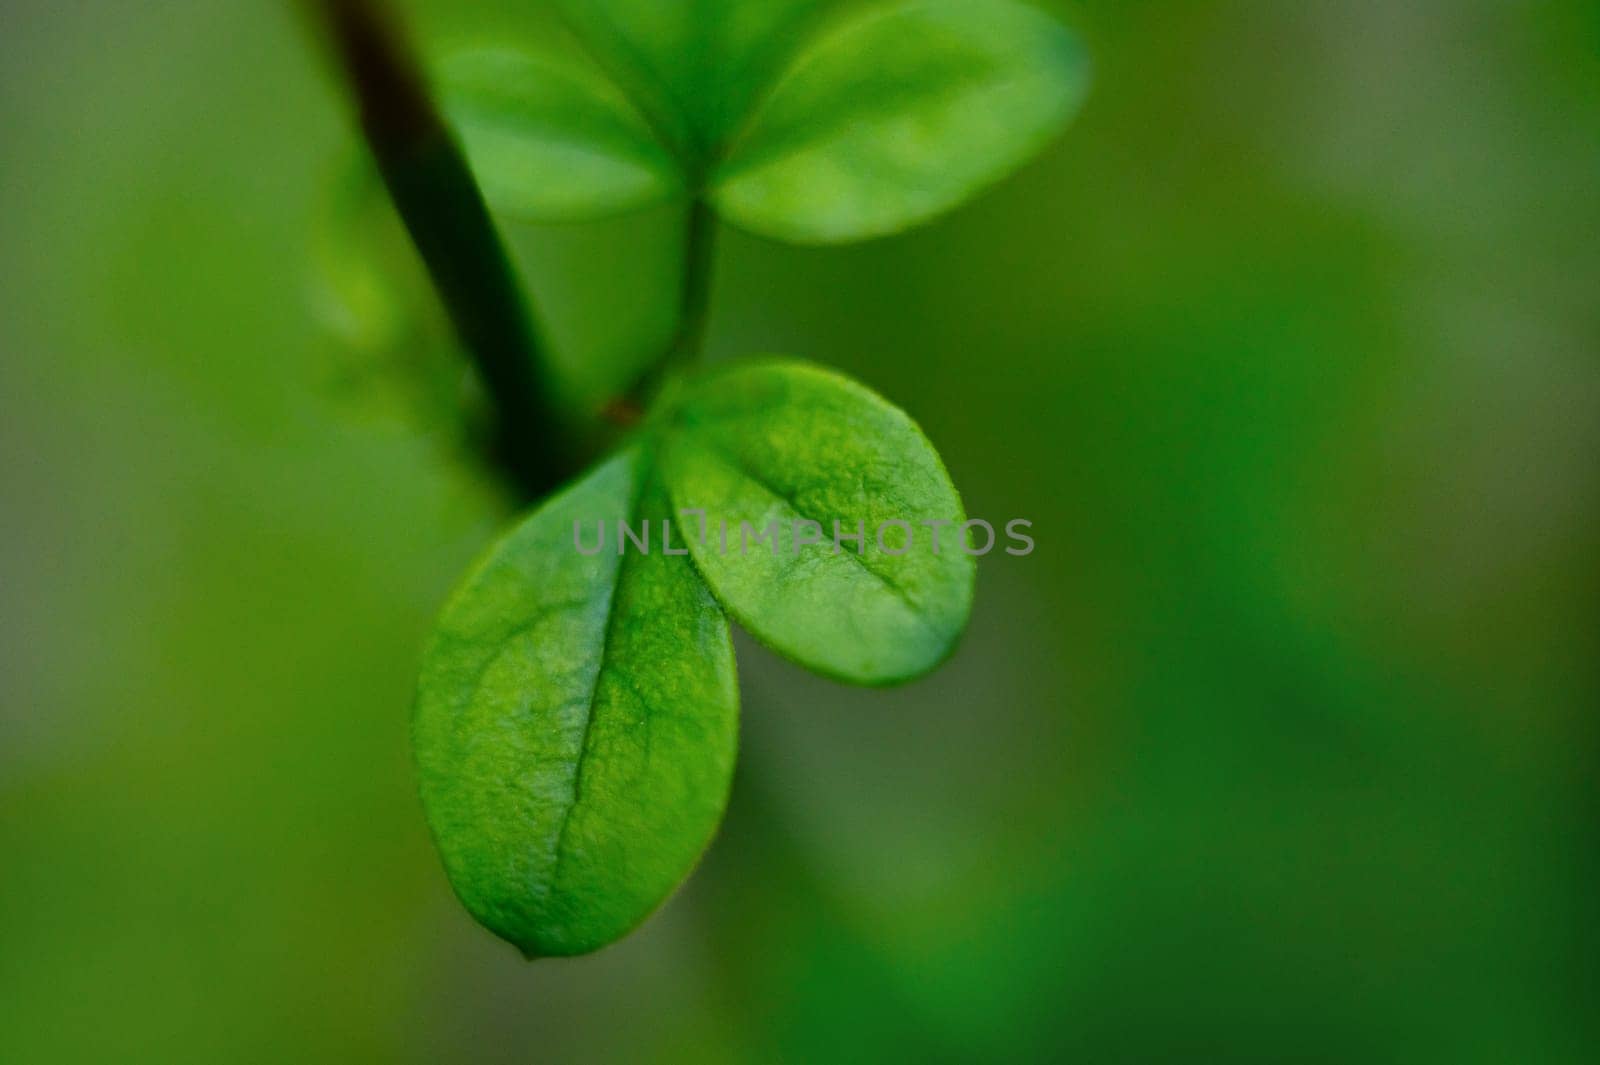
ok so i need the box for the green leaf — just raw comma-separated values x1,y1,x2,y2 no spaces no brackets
712,0,1091,243
435,47,683,221
414,447,738,957
660,360,974,684
555,0,855,160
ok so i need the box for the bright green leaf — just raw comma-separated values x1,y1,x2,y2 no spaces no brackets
660,360,974,684
414,447,738,957
436,47,683,221
712,0,1091,243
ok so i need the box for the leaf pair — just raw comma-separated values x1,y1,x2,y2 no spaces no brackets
413,0,1085,957
438,0,1091,241
415,361,974,955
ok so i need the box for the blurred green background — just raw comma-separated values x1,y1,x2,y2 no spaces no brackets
3,1,1597,1061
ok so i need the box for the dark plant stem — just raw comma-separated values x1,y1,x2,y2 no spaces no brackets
309,0,578,500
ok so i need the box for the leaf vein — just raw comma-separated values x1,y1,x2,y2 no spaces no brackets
549,466,648,888
681,432,938,635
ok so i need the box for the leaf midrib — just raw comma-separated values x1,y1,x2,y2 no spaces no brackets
672,427,944,642
548,455,651,891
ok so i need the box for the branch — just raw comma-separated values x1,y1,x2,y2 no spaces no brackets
308,0,579,500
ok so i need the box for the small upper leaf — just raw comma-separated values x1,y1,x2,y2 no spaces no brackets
414,447,738,957
436,47,683,221
712,0,1091,243
661,360,974,684
555,0,855,160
